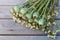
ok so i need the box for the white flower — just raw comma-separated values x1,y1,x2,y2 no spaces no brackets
10,8,14,13
14,6,18,12
33,12,39,18
20,8,28,14
25,13,32,19
14,6,21,12
38,18,44,25
34,18,44,25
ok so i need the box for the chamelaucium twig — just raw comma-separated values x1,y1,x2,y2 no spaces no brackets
10,0,58,39
30,0,42,11
39,0,51,17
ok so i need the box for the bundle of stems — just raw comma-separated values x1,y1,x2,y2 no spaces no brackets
10,0,58,39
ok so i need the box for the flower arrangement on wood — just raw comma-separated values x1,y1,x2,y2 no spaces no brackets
10,0,58,39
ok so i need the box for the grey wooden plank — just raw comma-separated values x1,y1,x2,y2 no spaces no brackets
0,36,59,40
0,19,59,34
59,0,60,6
56,20,60,30
56,0,60,18
0,6,13,18
0,20,44,34
0,36,55,40
0,0,26,5
56,9,60,18
0,19,59,35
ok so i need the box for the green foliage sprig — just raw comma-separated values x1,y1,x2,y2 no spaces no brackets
10,0,58,39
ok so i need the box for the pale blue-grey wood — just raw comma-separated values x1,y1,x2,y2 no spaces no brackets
0,0,26,5
0,0,59,40
0,20,44,34
56,0,60,18
0,36,53,40
0,36,59,40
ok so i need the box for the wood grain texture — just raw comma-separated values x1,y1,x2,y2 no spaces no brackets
57,0,60,18
56,9,60,18
0,19,59,35
0,36,55,40
0,36,60,40
0,0,59,40
0,0,45,35
0,0,26,5
0,6,13,18
0,0,59,35
0,20,45,34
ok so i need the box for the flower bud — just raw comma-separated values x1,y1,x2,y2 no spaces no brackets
14,6,21,13
10,8,15,15
25,13,32,19
20,8,28,14
33,12,39,18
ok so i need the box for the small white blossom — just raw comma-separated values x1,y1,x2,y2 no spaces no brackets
14,6,18,12
26,13,32,19
20,8,28,14
38,18,44,25
33,12,39,18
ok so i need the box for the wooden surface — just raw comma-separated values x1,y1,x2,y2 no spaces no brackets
0,0,59,40
0,0,45,35
0,36,56,40
0,0,59,36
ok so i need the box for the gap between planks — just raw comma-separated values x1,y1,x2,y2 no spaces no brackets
0,18,60,20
